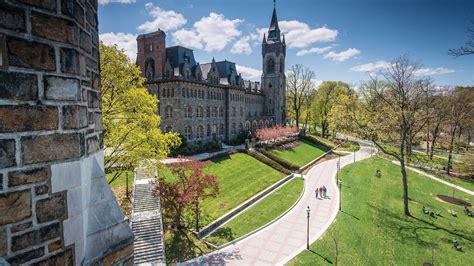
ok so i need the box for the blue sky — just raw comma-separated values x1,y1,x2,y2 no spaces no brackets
98,0,474,86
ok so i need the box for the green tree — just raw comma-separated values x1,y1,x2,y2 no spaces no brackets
328,90,358,136
100,42,181,180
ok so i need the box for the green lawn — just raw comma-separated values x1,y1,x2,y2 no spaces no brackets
288,157,473,265
199,152,286,226
205,177,304,246
270,140,329,167
106,170,133,189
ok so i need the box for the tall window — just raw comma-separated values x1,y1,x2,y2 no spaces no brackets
212,107,218,117
206,124,211,137
206,106,211,118
185,126,193,140
219,124,224,135
240,106,243,117
165,105,172,118
267,58,275,73
219,107,224,117
197,125,204,139
185,105,193,118
197,106,203,118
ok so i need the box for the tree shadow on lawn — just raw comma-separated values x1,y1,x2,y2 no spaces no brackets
368,204,474,249
307,249,333,264
209,153,232,164
340,210,360,221
165,229,213,264
209,227,236,243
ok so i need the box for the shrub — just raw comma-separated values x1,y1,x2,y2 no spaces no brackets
243,150,292,175
300,135,336,150
257,148,300,171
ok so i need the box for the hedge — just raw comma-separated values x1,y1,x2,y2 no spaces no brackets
257,148,300,171
242,150,292,175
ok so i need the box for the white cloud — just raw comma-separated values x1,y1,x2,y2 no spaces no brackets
138,3,187,32
236,65,262,81
231,36,252,54
324,48,360,62
296,46,333,56
172,13,242,52
312,79,323,87
99,32,137,60
350,60,391,72
414,67,456,76
99,0,135,5
280,21,337,48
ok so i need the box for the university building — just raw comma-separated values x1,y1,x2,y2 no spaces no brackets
137,6,287,144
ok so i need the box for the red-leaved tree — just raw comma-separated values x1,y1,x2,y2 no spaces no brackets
256,125,299,143
153,159,219,230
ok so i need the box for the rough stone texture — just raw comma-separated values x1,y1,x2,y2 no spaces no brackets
103,243,134,266
8,167,51,187
34,248,73,266
22,133,82,165
35,184,49,195
31,12,77,45
10,221,33,233
0,139,16,168
79,29,92,53
0,3,26,33
17,0,56,11
47,239,62,253
63,105,88,129
0,71,38,101
44,76,81,101
61,1,85,26
87,90,100,108
11,222,61,252
60,47,80,74
86,135,100,154
0,105,58,133
0,190,31,226
36,193,67,223
7,37,55,71
7,247,45,265
0,228,6,256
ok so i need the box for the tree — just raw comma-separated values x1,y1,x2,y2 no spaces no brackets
328,90,359,136
153,160,219,229
445,87,473,175
100,42,181,180
427,93,449,160
362,56,429,216
448,21,474,57
313,81,350,138
287,64,315,129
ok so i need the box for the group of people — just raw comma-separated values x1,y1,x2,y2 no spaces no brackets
315,185,328,199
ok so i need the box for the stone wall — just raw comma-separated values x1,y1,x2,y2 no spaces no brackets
0,0,133,265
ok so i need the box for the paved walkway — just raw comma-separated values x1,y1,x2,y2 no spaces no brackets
131,168,166,265
391,161,474,196
183,142,374,265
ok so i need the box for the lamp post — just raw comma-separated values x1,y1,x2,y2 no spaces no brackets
338,180,343,211
306,205,311,250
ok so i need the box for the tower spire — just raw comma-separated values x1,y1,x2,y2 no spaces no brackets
268,1,281,42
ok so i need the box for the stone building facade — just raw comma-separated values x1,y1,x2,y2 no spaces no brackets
0,0,133,265
138,6,287,144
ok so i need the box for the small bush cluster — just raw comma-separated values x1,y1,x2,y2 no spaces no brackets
300,135,337,149
243,150,292,175
171,139,221,157
257,148,300,171
256,125,299,142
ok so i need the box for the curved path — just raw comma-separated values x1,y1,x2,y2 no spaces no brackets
183,142,375,265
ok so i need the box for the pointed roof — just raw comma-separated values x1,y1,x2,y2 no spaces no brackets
267,7,281,42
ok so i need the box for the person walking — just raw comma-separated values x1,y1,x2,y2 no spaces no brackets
315,188,319,199
319,187,323,198
323,185,327,198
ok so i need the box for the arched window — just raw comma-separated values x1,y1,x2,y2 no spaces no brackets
197,125,204,139
280,57,284,73
185,105,192,118
206,106,211,117
165,106,172,118
245,121,251,131
267,58,275,73
145,58,155,81
219,124,224,135
184,126,193,140
219,107,224,117
212,107,218,118
240,106,243,117
206,124,211,137
197,106,203,118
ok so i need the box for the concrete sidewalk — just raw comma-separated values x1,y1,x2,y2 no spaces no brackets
183,143,374,265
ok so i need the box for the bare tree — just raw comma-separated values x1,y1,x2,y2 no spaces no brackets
428,93,449,160
363,56,429,216
287,64,315,129
449,21,474,57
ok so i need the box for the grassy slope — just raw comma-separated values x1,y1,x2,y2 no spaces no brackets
288,157,473,265
270,140,329,167
206,177,304,246
106,170,133,189
199,153,286,226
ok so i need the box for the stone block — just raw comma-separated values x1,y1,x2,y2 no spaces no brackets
0,228,6,256
0,190,31,226
63,105,88,129
60,47,80,74
79,29,92,53
44,75,81,101
103,243,133,266
0,71,38,101
86,135,99,154
0,105,58,133
35,184,49,195
91,71,100,90
34,248,74,266
36,193,67,223
85,3,97,28
87,90,99,108
0,139,16,168
31,12,78,45
10,221,33,233
61,0,85,26
17,0,56,11
0,3,26,32
7,37,55,71
11,222,60,252
21,133,82,165
7,247,45,265
94,112,103,131
8,166,51,187
47,239,62,252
